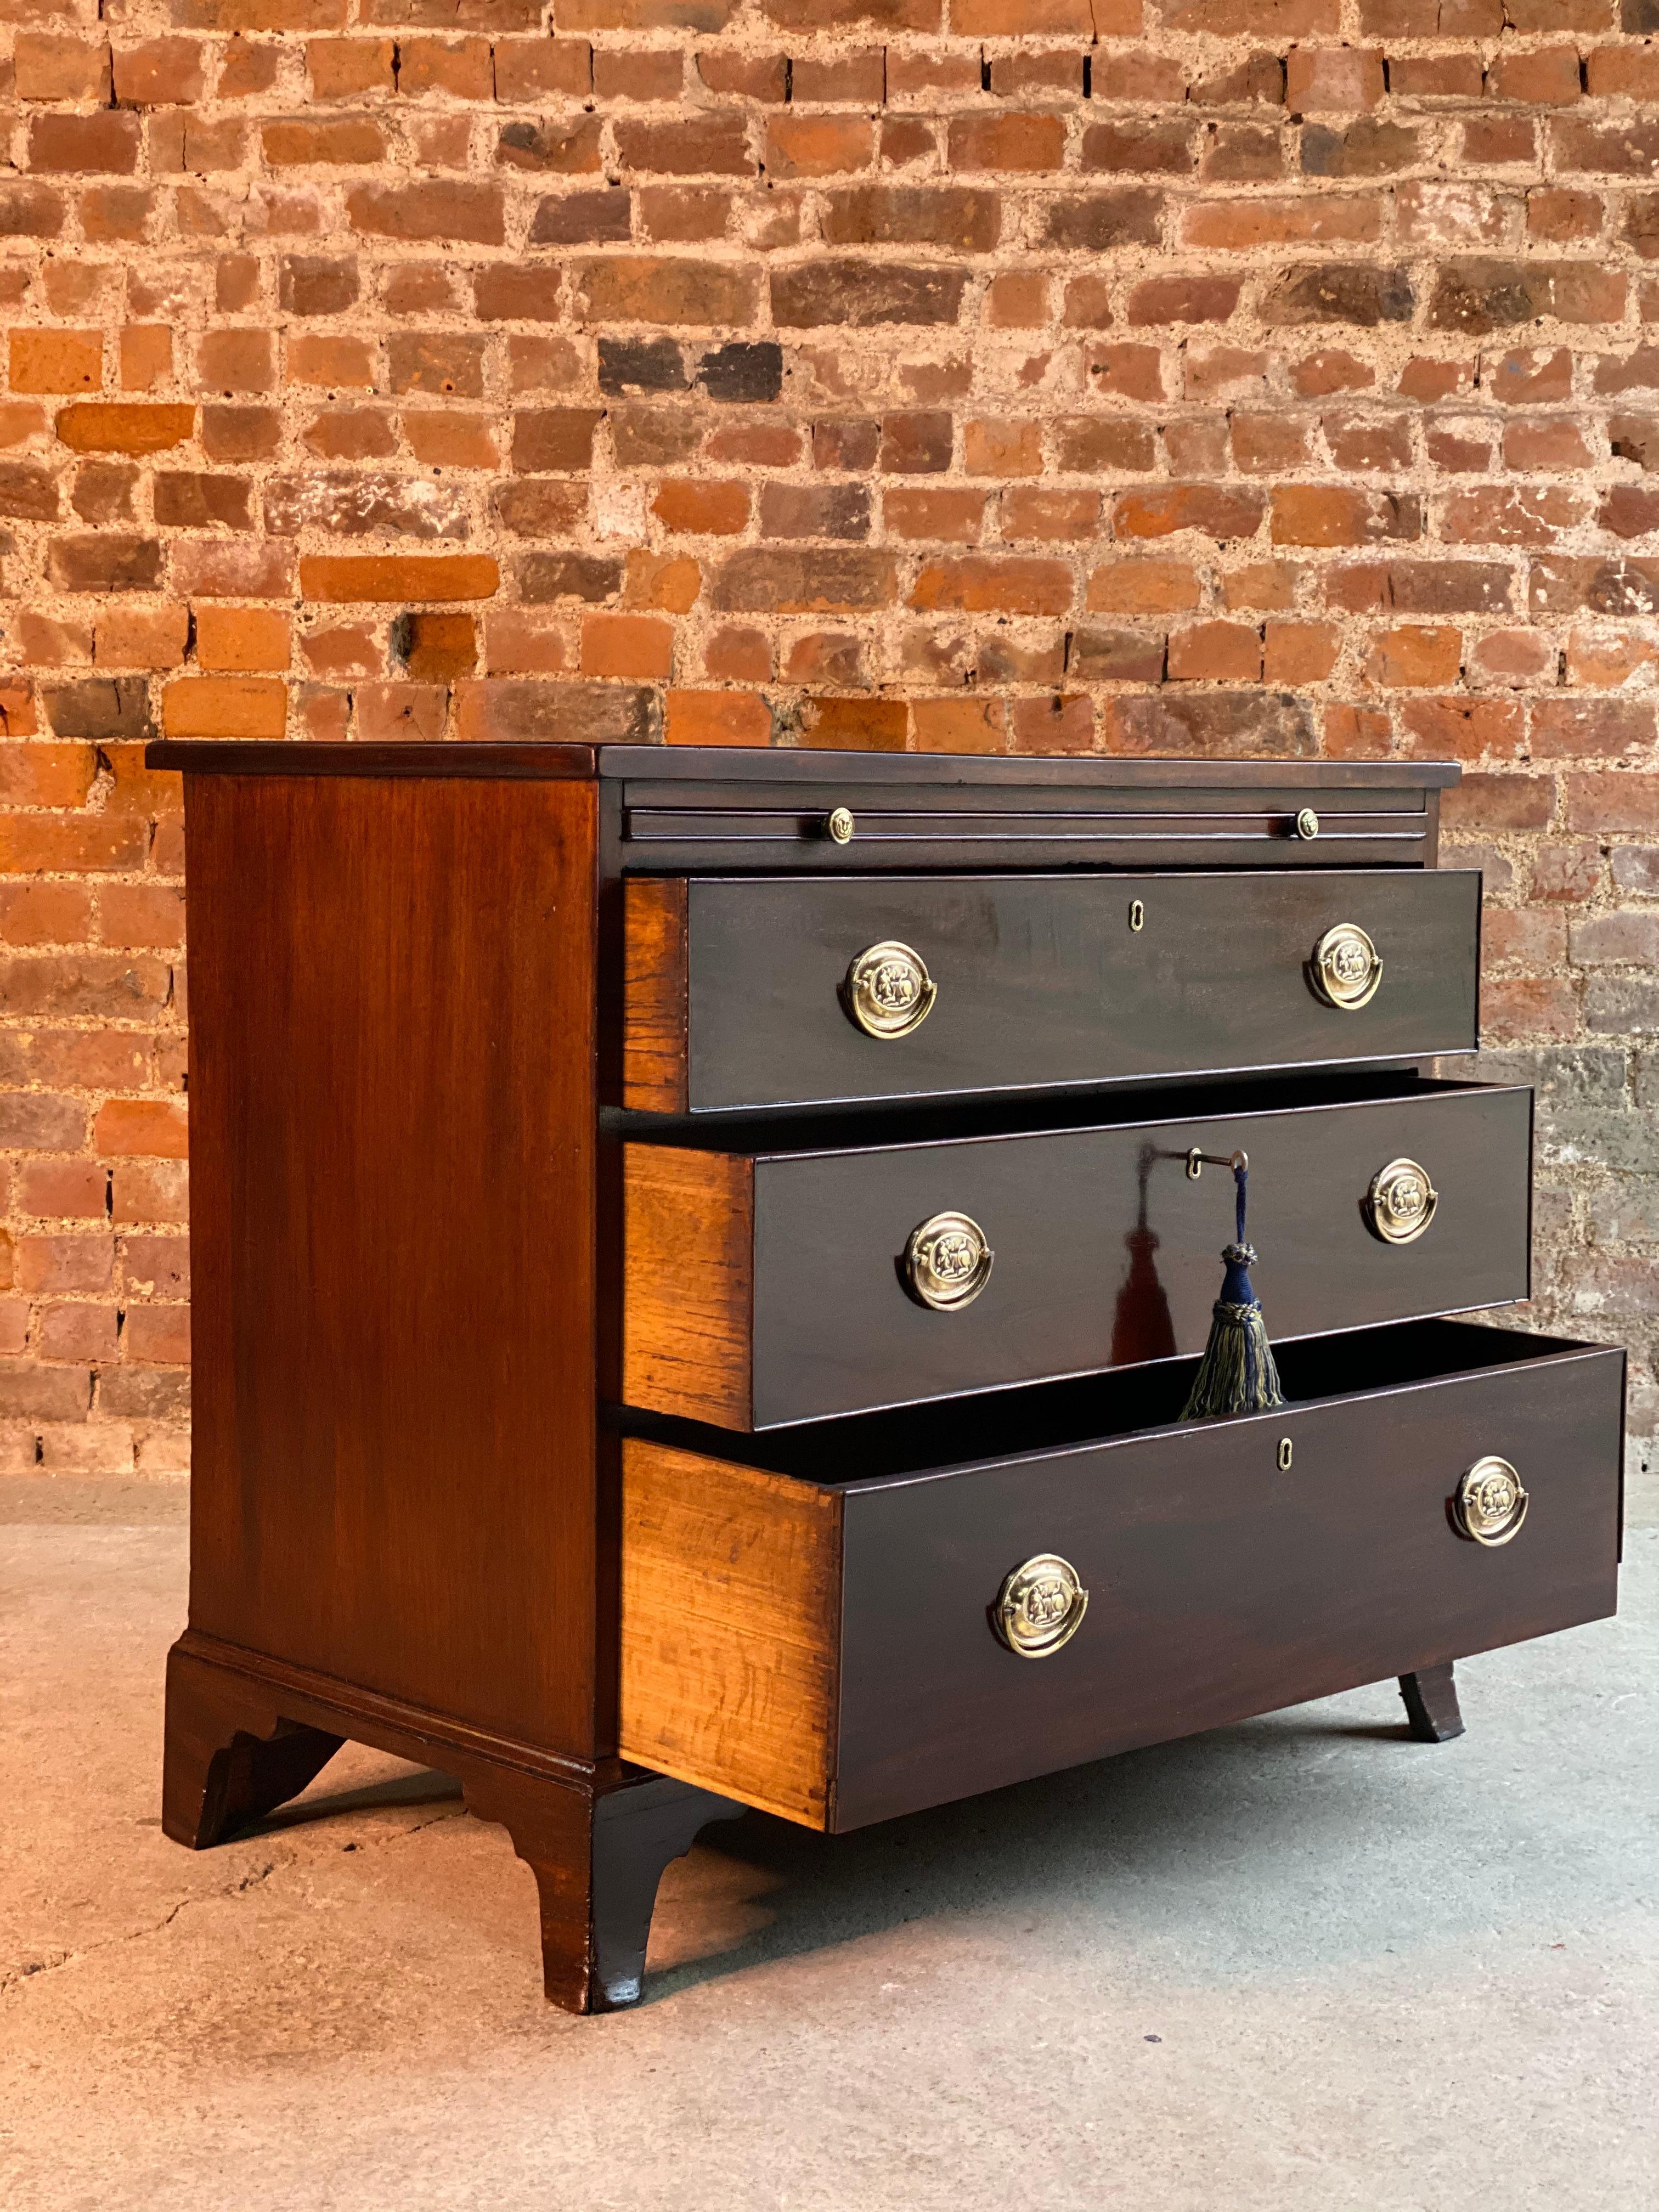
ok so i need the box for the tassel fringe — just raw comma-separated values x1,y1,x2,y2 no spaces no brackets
1181,1161,1287,1421
1181,1297,1285,1420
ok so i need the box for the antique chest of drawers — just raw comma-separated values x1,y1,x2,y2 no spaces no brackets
151,742,1626,2012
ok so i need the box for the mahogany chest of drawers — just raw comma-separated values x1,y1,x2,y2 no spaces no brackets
150,741,1626,2012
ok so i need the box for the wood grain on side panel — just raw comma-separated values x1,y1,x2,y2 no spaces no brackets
618,1440,840,1827
621,876,689,1111
184,771,601,1756
622,1144,754,1427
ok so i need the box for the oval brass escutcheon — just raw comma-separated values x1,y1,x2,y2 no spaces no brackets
1295,806,1321,841
844,939,936,1040
903,1210,994,1312
1365,1156,1439,1245
994,1554,1089,1658
1278,1436,1294,1471
1453,1455,1529,1547
1129,898,1146,932
1308,921,1383,1011
825,805,856,845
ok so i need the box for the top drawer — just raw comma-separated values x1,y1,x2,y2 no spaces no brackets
620,869,1480,1114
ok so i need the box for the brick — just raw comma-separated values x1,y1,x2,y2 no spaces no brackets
1114,484,1266,541
346,182,505,245
908,558,1072,616
664,689,771,747
771,263,967,329
47,536,163,595
1041,191,1165,251
498,118,605,174
1439,486,1590,544
16,35,112,102
1168,620,1262,681
1365,625,1463,687
1271,486,1421,546
55,401,196,464
10,332,101,395
161,677,287,739
579,258,759,326
712,549,896,613
1182,196,1382,249
883,487,987,543
29,113,142,176
193,606,291,672
1285,46,1385,112
493,39,591,100
822,188,1000,253
1429,259,1627,333
300,554,500,602
768,117,875,179
654,480,751,534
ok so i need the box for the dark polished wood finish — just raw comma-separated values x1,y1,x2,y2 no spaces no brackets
184,770,600,1753
154,741,1620,2013
619,869,1480,1113
617,1323,1624,1831
163,1637,741,2009
1399,1663,1465,1743
153,742,1461,791
622,1080,1531,1429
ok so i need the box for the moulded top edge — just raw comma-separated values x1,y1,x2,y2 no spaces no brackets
145,739,1463,791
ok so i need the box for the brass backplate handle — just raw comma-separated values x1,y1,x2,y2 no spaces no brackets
993,1555,1089,1658
1365,1157,1439,1244
1453,1456,1530,1547
843,939,937,1039
1308,922,1383,1011
902,1210,993,1312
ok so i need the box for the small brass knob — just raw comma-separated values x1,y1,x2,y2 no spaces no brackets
825,805,855,844
844,939,936,1039
1295,807,1320,840
994,1555,1089,1658
1365,1157,1438,1244
1309,921,1383,1011
1453,1456,1529,1547
903,1210,993,1311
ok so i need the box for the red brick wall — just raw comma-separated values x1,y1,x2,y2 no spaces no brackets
1,0,1655,1477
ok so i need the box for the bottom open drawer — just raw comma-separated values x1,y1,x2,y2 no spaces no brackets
618,1322,1624,1832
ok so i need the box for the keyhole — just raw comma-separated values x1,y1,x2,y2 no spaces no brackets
1128,899,1145,933
1278,1437,1294,1471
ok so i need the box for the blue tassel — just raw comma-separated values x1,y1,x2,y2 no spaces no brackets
1181,1161,1285,1420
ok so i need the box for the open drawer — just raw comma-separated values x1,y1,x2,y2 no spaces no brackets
620,1077,1532,1429
618,1322,1625,1832
619,868,1481,1112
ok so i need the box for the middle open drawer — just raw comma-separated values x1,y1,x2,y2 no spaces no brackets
619,1079,1531,1430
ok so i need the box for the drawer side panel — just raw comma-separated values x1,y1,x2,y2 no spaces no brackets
618,1439,840,1827
622,1146,753,1429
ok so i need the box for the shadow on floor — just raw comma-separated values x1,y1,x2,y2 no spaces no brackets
235,1686,1442,2006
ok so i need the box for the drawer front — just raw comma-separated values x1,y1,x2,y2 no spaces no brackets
619,775,1437,873
622,1085,1531,1429
617,1331,1625,1832
620,868,1480,1113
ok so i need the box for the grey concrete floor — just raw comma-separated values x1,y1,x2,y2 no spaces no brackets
3,1475,1656,2212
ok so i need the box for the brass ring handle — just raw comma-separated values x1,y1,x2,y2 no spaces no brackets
993,1554,1089,1658
1308,922,1383,1010
1365,1157,1438,1244
843,940,936,1039
1453,1456,1529,1547
902,1210,993,1311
